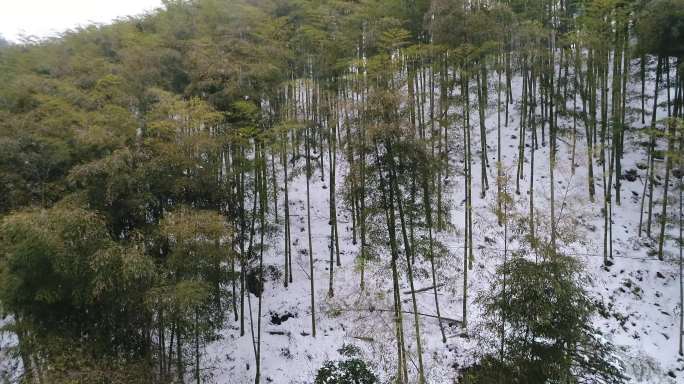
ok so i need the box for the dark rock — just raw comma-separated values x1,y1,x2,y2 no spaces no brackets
246,268,263,297
674,168,683,179
270,311,297,325
623,169,638,182
656,271,665,279
266,264,282,282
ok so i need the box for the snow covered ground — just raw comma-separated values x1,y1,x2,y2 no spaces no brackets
208,62,683,383
0,316,20,383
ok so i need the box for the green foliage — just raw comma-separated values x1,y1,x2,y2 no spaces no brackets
160,205,232,280
471,254,625,383
337,343,362,358
0,133,72,213
24,335,156,384
314,358,378,384
0,202,155,352
636,0,684,57
0,0,669,382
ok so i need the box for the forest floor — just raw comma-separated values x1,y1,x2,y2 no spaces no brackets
205,71,683,384
0,69,673,383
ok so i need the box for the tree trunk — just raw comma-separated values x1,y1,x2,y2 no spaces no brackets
305,124,316,337
647,57,663,238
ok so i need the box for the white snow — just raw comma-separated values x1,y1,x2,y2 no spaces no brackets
204,56,684,384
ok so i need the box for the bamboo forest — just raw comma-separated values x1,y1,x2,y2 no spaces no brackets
0,0,683,382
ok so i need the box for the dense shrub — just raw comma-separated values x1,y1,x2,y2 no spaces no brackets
314,358,378,384
467,254,625,383
636,0,684,57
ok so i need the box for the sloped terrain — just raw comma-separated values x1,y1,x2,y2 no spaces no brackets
206,71,683,383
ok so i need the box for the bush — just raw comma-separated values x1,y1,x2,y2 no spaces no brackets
458,355,515,384
470,253,625,384
314,358,378,384
636,0,684,57
337,343,362,358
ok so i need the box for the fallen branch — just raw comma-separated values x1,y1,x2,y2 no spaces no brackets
266,330,290,336
402,283,445,295
351,335,374,343
346,307,461,325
